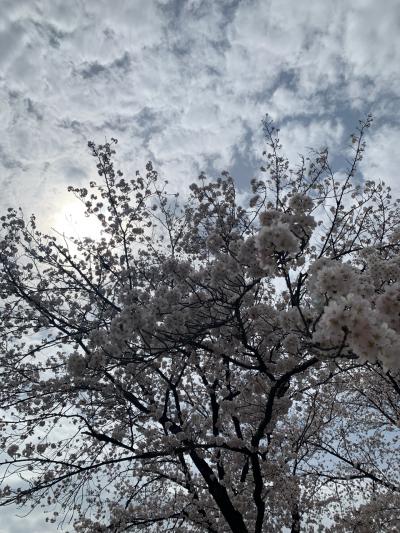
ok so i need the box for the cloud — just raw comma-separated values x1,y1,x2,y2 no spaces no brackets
0,0,398,225
2,0,399,224
0,504,60,533
77,52,132,80
1,1,400,530
343,0,400,84
360,124,400,197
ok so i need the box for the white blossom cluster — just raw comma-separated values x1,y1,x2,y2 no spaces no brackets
310,260,358,298
256,194,316,270
360,247,400,285
66,351,86,377
288,192,314,213
308,259,375,305
308,245,400,369
257,221,299,257
376,282,400,332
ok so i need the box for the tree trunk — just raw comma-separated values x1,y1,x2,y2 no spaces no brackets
291,503,301,533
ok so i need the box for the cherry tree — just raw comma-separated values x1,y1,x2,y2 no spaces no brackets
0,116,399,532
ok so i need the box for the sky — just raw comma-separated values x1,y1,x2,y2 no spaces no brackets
0,0,400,530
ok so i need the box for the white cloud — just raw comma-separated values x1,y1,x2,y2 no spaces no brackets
0,0,398,233
279,118,345,161
344,0,400,84
0,504,61,533
360,124,400,197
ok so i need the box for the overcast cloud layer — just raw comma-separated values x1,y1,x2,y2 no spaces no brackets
1,0,400,530
1,0,400,231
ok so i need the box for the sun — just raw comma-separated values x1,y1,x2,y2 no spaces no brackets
50,196,102,241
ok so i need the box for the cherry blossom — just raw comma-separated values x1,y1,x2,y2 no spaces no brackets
0,115,399,532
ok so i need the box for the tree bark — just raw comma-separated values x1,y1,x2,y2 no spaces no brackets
291,503,301,533
190,450,249,533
